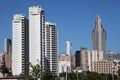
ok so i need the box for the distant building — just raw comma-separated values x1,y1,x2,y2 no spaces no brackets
4,38,12,53
71,55,75,70
12,14,29,75
0,52,5,67
5,52,12,72
59,54,71,73
75,51,80,67
88,50,104,71
66,41,72,57
87,51,91,71
80,48,88,71
92,15,106,57
66,41,72,72
0,52,12,72
92,60,113,74
75,48,88,71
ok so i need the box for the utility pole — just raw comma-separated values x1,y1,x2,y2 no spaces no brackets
77,71,78,80
66,67,67,80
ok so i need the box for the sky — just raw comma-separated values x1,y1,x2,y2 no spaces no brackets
0,0,120,54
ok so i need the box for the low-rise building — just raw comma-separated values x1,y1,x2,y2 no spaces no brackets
59,53,71,73
92,60,113,74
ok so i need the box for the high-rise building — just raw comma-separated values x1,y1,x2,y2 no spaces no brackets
75,48,88,71
4,38,12,53
92,15,106,55
29,6,45,68
45,22,58,75
80,48,88,71
66,41,72,72
75,51,80,67
87,51,91,71
12,14,29,75
66,41,72,57
71,55,75,71
29,6,59,75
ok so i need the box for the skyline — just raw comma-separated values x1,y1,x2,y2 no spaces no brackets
0,0,120,54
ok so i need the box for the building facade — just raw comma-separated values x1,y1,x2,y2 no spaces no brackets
4,38,12,53
88,50,104,71
92,60,113,74
92,15,106,56
29,6,45,68
45,22,58,75
66,41,72,57
71,55,75,70
12,14,29,75
75,48,88,71
59,54,71,73
29,6,58,75
66,41,72,72
75,51,80,67
80,48,88,71
0,52,5,67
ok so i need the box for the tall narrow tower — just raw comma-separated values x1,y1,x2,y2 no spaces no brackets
92,15,106,54
66,41,72,72
29,6,45,68
45,22,58,75
12,14,29,75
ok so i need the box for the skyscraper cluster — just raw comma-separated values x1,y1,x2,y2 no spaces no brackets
12,6,58,75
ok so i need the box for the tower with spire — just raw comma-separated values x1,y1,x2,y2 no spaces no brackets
92,15,106,56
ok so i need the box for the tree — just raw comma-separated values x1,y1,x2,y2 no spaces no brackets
0,65,9,73
25,63,54,80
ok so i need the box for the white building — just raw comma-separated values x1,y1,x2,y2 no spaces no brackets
87,51,91,71
87,50,104,71
45,22,58,75
29,6,45,67
59,54,71,73
29,6,58,75
66,41,72,57
12,14,29,75
66,41,72,72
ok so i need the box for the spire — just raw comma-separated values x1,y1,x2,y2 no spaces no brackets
95,15,101,23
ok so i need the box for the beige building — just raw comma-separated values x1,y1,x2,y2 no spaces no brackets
92,60,113,74
80,48,88,71
0,52,12,72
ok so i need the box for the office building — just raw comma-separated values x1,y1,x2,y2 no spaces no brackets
12,14,29,75
4,38,12,53
29,6,45,68
45,22,58,75
92,15,106,56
